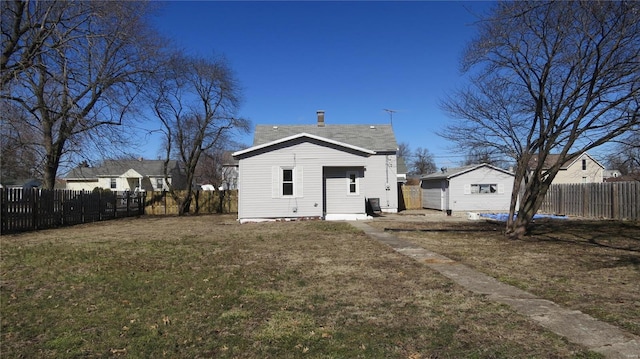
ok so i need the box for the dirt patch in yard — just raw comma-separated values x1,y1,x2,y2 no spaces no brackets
368,215,640,336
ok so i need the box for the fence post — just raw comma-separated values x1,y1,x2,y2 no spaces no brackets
80,190,85,223
611,183,618,220
0,188,6,234
30,188,38,230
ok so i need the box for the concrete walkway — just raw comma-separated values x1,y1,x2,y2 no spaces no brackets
350,220,640,359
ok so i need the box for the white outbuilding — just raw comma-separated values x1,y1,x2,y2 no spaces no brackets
421,163,515,212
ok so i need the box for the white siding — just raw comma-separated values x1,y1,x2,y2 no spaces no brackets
324,167,364,215
65,180,99,191
361,154,398,213
237,141,370,221
449,167,514,211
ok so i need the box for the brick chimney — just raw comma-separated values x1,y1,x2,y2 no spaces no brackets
317,110,325,127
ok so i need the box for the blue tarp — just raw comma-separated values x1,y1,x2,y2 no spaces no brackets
479,213,567,221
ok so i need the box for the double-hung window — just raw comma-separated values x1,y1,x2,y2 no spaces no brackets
282,169,294,196
346,171,359,195
272,166,302,198
156,178,164,189
110,178,117,189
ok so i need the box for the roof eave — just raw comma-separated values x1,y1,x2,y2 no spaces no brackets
233,132,376,157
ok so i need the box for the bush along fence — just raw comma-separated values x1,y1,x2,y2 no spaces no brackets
144,190,237,215
539,181,639,220
1,188,144,234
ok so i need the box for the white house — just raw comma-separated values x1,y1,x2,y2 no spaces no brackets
232,111,399,223
420,163,515,212
65,159,187,192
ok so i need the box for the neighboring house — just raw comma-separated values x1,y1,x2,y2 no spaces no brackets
232,111,399,223
0,178,42,189
529,153,604,184
197,152,239,191
221,157,239,190
397,157,408,184
603,169,622,182
420,163,515,212
65,159,187,192
604,172,640,182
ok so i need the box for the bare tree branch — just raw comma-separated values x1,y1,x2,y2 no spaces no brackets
440,1,640,238
149,53,249,215
1,1,164,189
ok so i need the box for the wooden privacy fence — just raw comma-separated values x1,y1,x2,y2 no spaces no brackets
399,185,422,210
144,190,237,215
539,181,639,220
1,188,144,234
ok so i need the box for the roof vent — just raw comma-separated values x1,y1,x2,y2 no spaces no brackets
272,126,278,130
370,125,376,129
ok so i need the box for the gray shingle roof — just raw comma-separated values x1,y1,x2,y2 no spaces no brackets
420,165,478,180
420,163,514,180
253,124,398,152
66,160,179,179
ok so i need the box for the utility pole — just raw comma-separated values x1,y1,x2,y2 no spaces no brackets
383,109,397,125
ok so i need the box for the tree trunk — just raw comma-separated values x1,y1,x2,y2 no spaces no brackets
506,175,551,240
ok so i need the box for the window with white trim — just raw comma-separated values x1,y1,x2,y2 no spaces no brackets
347,171,359,195
272,166,303,198
471,184,497,194
282,169,294,196
156,178,163,189
110,178,117,189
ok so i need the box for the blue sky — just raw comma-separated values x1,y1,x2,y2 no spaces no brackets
147,1,494,168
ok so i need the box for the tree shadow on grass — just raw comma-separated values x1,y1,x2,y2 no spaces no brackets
383,221,504,234
528,220,640,253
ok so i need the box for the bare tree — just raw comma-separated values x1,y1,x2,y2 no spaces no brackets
151,54,249,215
397,141,411,161
605,128,640,178
410,147,437,176
0,101,40,183
462,148,510,169
1,1,162,189
440,1,640,239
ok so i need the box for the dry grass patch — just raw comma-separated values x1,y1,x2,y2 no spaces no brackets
370,217,640,336
2,215,601,358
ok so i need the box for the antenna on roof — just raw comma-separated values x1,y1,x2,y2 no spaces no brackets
383,109,397,126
